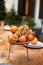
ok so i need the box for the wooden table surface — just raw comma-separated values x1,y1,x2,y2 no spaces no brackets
0,31,43,65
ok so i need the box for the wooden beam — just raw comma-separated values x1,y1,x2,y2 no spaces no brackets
25,0,29,15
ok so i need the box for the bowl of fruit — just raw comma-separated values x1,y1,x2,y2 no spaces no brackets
8,25,43,48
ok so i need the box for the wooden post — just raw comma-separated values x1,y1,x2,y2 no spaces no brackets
25,0,29,15
25,0,29,21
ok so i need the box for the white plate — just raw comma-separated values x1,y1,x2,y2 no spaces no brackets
24,41,43,48
4,26,11,31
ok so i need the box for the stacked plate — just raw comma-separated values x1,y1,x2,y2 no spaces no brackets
24,41,43,48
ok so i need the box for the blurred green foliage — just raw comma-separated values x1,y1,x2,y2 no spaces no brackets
25,17,35,27
5,5,22,26
0,0,6,20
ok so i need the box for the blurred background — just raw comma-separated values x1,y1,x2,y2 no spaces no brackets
0,0,43,41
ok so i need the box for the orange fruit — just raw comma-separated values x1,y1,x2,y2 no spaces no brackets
28,34,34,41
31,37,38,44
19,35,26,42
8,35,14,42
11,26,18,33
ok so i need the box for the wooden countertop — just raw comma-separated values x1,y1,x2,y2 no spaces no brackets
0,31,43,65
9,45,43,65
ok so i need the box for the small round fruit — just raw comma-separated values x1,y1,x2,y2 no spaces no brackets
31,37,38,45
25,34,28,39
32,31,35,36
23,25,29,31
28,34,34,41
19,35,26,42
18,34,22,37
11,26,18,33
29,29,33,34
8,35,14,42
25,33,29,40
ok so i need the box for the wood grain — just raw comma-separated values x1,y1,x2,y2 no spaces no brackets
0,31,43,65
